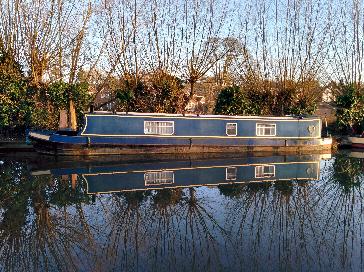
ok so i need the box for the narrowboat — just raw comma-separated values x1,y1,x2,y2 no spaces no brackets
30,154,328,193
29,112,332,156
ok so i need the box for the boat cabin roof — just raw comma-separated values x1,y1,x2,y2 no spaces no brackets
89,111,319,120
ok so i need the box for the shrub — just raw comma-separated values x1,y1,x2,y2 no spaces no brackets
115,71,189,113
214,86,251,115
215,80,320,116
0,48,34,130
335,84,364,134
41,81,91,129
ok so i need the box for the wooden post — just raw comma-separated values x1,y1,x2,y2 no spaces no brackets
71,174,77,190
69,99,77,131
59,109,68,130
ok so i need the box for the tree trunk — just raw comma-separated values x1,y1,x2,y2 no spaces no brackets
190,81,195,99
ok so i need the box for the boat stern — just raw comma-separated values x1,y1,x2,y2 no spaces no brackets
28,130,88,155
28,131,52,142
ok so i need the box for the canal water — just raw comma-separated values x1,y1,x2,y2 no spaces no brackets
0,151,363,271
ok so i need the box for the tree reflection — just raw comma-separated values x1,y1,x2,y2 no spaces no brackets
221,179,324,271
99,186,229,271
0,160,94,272
152,188,183,209
218,153,364,271
218,183,246,198
314,153,364,270
329,153,364,192
0,153,364,271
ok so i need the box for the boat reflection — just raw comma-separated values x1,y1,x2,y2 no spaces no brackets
31,154,325,194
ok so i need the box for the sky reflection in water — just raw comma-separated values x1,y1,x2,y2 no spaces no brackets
0,152,363,271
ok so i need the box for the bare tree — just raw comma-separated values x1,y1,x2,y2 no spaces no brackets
329,0,364,85
233,0,334,88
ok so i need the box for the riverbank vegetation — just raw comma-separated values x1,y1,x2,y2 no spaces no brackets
214,80,320,116
335,84,364,134
1,0,364,136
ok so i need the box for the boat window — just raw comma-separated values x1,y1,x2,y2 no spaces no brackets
144,171,174,186
255,165,275,178
256,123,276,136
226,123,237,136
226,167,237,180
144,121,174,135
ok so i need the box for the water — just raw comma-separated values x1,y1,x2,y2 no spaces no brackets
0,151,363,271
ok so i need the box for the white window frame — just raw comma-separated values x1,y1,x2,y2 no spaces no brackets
226,123,237,136
144,171,174,186
256,123,276,136
255,165,276,178
144,121,174,135
226,167,237,180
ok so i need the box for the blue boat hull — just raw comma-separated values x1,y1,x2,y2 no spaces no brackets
29,113,332,156
29,132,332,156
